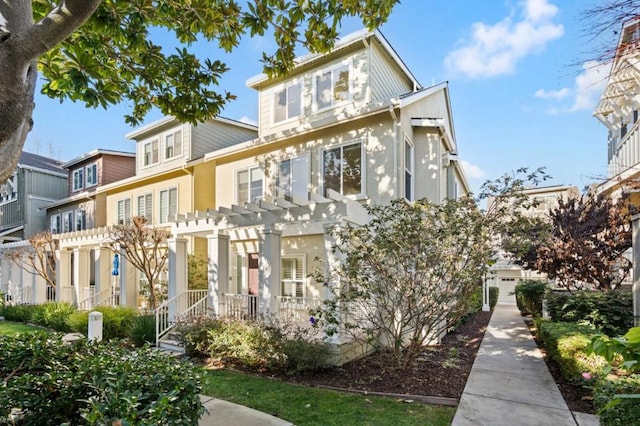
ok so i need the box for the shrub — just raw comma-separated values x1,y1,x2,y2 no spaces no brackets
174,314,222,357
31,302,76,332
535,319,608,382
0,333,204,425
1,304,39,323
593,375,640,426
545,290,633,337
514,280,547,316
130,314,156,347
67,306,136,340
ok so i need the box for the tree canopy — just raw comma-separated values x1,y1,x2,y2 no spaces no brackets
0,0,399,182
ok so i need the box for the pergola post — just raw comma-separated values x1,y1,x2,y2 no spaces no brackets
632,214,640,326
207,231,229,316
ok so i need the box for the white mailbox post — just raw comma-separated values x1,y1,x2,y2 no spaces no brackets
88,311,103,342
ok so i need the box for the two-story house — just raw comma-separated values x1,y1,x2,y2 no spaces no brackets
161,29,470,358
0,151,67,304
53,117,257,309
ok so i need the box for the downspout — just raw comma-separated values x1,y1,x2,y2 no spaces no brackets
389,99,400,199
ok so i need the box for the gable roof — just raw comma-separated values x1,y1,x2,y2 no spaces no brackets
18,151,66,176
63,149,135,169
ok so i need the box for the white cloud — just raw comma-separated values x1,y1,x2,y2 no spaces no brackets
461,160,488,180
444,0,564,79
238,115,258,126
534,88,571,100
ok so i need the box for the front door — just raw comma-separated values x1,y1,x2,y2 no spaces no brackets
248,253,259,317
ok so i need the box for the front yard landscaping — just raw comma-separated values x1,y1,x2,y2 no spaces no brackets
0,320,44,335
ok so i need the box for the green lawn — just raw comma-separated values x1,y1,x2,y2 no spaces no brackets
0,321,44,336
202,369,455,426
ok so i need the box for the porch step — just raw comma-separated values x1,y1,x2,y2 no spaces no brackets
167,331,182,341
158,338,185,355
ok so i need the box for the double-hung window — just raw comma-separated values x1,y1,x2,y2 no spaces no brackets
159,187,177,223
315,63,350,110
117,198,131,225
277,154,309,200
50,214,61,234
0,173,17,203
75,209,86,231
237,167,263,204
72,168,84,192
273,81,302,123
322,142,363,197
137,193,153,222
86,163,98,187
281,257,304,298
404,139,414,201
62,211,73,232
165,130,183,159
143,139,159,166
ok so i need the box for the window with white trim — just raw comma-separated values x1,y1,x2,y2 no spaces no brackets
0,173,17,203
281,256,304,298
315,63,350,110
75,209,86,231
159,187,177,223
273,81,302,123
237,167,263,204
50,214,61,234
322,142,363,197
137,193,153,222
404,139,414,201
276,154,309,199
165,130,183,159
117,198,131,225
72,168,84,192
86,163,98,187
143,139,159,166
62,211,73,232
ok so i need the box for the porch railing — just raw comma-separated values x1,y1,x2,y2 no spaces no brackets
155,290,208,347
276,296,322,322
5,287,33,305
221,294,258,321
77,288,118,311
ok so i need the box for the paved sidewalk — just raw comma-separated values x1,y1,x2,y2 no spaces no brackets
199,395,293,426
452,299,600,426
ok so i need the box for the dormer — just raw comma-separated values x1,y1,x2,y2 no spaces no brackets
64,149,136,196
247,29,418,140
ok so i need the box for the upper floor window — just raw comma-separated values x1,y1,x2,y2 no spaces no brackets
323,142,363,197
72,168,84,192
137,193,153,222
237,167,263,204
281,256,305,298
86,163,98,187
621,122,628,139
165,130,183,159
143,139,159,166
0,173,17,203
159,187,177,223
75,209,86,231
404,139,414,201
117,198,131,225
273,81,302,123
50,214,61,234
62,211,73,232
277,154,310,200
315,63,350,110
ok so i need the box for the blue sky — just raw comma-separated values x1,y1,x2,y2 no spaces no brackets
26,0,611,194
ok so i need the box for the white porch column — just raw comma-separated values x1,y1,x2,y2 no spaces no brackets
632,215,640,326
94,247,112,297
33,270,46,304
119,250,137,308
73,248,90,305
323,222,344,342
56,249,72,303
207,232,229,316
258,228,282,317
168,237,188,319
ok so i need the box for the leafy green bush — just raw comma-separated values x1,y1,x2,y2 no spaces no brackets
545,291,633,337
535,319,608,381
514,279,547,316
208,319,282,369
130,314,156,347
1,304,39,323
0,333,204,425
31,302,76,332
67,306,137,340
174,314,222,357
593,375,640,426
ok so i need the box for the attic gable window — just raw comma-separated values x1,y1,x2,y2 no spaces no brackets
273,81,302,123
315,62,351,110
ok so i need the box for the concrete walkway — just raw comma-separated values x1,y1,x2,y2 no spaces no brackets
452,298,599,426
199,395,293,426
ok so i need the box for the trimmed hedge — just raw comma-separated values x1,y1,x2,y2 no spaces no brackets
514,280,547,317
67,306,137,340
593,375,640,426
534,319,608,381
545,290,633,337
0,332,204,425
